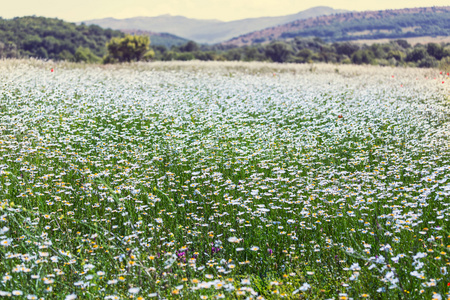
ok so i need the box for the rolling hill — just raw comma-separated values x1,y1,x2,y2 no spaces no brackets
223,6,450,46
82,6,347,44
0,16,123,59
121,29,189,48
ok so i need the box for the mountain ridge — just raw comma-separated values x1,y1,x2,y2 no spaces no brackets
223,6,450,46
120,29,189,48
82,6,348,44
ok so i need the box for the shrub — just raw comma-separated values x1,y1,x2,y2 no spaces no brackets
351,50,375,64
406,48,427,62
74,47,100,63
104,35,150,63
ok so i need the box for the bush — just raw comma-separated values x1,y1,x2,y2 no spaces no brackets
376,59,391,66
104,35,150,63
224,49,243,61
439,56,450,72
179,41,199,52
194,51,216,61
395,39,411,49
387,57,398,66
334,42,359,56
341,58,352,64
418,57,438,68
427,43,445,60
58,50,74,61
162,51,177,61
295,49,313,63
406,48,427,62
74,47,100,63
387,50,405,61
142,50,155,61
351,50,375,64
176,52,195,61
265,42,292,63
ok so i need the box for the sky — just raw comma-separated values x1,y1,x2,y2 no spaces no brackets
2,0,449,22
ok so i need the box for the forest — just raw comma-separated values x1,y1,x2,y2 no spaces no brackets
0,16,449,70
0,16,123,61
279,12,450,42
154,39,450,70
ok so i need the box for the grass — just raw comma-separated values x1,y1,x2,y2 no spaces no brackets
0,59,449,299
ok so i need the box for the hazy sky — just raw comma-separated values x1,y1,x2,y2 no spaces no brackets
2,0,449,22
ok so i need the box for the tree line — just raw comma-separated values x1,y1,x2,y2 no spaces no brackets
0,16,449,70
0,16,123,61
152,38,450,70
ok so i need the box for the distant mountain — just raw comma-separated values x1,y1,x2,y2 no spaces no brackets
223,6,450,46
82,6,347,44
121,29,189,48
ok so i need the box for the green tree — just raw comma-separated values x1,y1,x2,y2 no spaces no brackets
224,48,243,61
176,52,195,61
36,47,48,59
58,50,74,61
370,44,387,59
194,51,216,61
294,49,313,63
142,49,155,61
351,50,375,64
406,48,427,62
104,35,151,63
318,45,337,63
395,39,411,49
4,42,18,58
427,43,444,60
334,42,359,56
387,50,405,61
0,16,123,60
265,42,292,63
74,47,100,63
243,46,266,61
162,51,178,61
179,41,199,52
418,56,438,68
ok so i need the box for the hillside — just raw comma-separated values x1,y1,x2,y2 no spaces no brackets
121,29,189,48
224,6,450,46
82,6,347,44
0,16,123,60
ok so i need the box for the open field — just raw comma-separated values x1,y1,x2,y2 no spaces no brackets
0,60,449,299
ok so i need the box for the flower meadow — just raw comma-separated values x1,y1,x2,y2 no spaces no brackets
0,59,449,299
